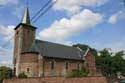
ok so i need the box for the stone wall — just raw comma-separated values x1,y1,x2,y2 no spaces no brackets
3,77,108,83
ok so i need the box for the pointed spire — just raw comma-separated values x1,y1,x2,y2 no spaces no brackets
21,1,31,25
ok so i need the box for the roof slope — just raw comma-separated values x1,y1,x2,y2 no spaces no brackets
25,39,87,60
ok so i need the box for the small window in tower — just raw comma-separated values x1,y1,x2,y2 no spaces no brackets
16,31,19,35
27,68,30,72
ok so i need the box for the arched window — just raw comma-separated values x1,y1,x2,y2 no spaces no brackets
50,61,55,70
78,63,80,70
65,62,69,70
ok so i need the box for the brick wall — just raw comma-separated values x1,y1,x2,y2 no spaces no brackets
18,50,97,77
13,24,36,76
21,53,38,63
19,54,84,77
43,58,84,76
18,24,36,53
3,77,108,83
85,51,97,76
20,53,39,77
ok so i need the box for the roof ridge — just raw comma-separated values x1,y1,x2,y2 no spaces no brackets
84,48,90,56
35,39,77,49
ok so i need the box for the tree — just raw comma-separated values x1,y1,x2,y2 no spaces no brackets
73,44,89,50
96,50,125,77
0,66,12,83
112,51,125,76
73,44,125,77
73,44,98,57
0,66,12,79
96,49,113,76
18,72,27,78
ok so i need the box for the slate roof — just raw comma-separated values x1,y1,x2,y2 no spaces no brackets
25,39,87,60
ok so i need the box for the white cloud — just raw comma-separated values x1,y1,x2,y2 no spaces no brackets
110,42,125,52
0,0,18,6
0,46,12,67
38,9,103,43
53,0,109,14
96,39,125,52
0,25,14,35
108,15,117,24
0,25,15,41
12,5,24,18
0,60,12,67
0,46,12,56
108,11,125,24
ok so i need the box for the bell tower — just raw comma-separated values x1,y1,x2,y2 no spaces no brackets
13,5,36,76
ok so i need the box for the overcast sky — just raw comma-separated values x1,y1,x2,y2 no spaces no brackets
0,0,125,67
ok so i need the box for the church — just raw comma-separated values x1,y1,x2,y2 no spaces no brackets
13,6,97,77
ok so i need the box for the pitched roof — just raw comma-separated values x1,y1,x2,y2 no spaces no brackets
25,39,88,60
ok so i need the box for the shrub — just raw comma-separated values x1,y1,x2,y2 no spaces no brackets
18,72,27,78
67,67,88,78
0,79,3,83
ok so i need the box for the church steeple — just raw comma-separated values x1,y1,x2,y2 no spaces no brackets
21,5,31,25
13,1,37,76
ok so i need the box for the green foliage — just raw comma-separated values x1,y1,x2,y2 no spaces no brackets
96,49,113,76
96,50,125,76
18,72,27,78
73,44,89,50
0,79,3,83
0,66,12,79
73,44,98,57
73,44,125,77
67,67,88,78
0,66,12,83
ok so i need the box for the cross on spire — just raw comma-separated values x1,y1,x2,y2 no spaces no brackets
26,0,29,7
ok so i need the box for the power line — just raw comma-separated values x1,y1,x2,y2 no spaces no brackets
123,0,125,6
32,0,57,24
31,0,52,21
1,36,14,48
1,0,57,49
26,0,29,7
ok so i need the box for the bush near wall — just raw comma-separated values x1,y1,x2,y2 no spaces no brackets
18,73,27,78
67,67,88,78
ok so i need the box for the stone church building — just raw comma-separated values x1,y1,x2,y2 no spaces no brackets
13,6,97,77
